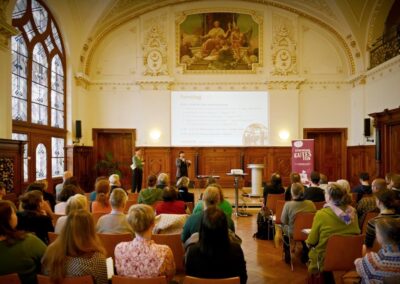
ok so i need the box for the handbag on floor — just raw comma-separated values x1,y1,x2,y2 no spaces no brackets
253,207,274,240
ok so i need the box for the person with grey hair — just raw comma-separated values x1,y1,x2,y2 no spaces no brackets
54,193,88,233
182,186,235,243
55,171,72,200
156,173,169,189
96,188,134,236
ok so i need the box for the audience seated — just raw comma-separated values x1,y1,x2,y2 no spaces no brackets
90,176,108,202
91,179,112,214
364,189,400,252
388,173,400,199
336,179,351,194
63,176,84,195
54,184,77,214
193,183,233,217
182,186,235,243
42,209,108,284
304,171,325,202
55,171,72,201
355,218,400,283
25,182,54,216
114,204,175,281
0,200,46,284
263,173,285,206
17,190,54,244
282,182,316,263
109,174,121,193
352,172,372,202
185,207,247,284
177,176,195,203
36,179,57,211
155,187,186,215
306,182,360,276
0,182,7,200
284,172,300,201
357,178,386,227
96,188,134,235
319,174,328,192
138,174,163,205
156,173,170,189
54,194,87,234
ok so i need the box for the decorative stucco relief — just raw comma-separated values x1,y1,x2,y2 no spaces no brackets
143,23,169,76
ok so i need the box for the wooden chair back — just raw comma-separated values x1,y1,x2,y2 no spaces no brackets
124,200,137,213
323,234,364,271
97,233,133,259
292,212,315,241
151,233,185,272
0,273,21,284
275,200,286,225
185,202,194,214
361,211,379,234
313,201,325,210
37,274,94,284
266,193,285,214
48,232,59,244
111,275,167,284
92,212,108,226
183,276,240,284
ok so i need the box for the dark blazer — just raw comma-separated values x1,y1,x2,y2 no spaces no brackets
176,158,189,178
17,210,54,244
178,187,195,203
304,186,325,202
185,242,247,284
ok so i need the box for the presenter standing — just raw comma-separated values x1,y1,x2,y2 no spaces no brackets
176,151,191,179
131,148,144,193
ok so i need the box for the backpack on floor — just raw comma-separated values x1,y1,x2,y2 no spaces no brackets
253,207,274,240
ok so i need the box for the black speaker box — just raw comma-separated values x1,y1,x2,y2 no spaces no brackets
364,118,371,137
75,120,82,139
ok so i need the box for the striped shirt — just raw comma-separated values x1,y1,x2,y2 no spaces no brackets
365,213,400,248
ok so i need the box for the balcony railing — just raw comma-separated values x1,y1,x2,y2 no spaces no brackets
369,25,400,69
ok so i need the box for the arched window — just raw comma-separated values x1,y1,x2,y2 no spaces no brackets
11,0,66,188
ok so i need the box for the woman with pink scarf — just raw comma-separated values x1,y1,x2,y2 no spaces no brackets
306,182,360,280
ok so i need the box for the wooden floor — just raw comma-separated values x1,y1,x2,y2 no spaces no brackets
190,188,309,284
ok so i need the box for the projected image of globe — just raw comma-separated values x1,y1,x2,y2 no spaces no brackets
242,123,268,146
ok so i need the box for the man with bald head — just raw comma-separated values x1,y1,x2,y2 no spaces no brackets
357,178,387,227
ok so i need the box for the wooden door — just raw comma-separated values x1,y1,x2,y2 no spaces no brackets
389,124,400,172
92,129,135,190
304,128,347,181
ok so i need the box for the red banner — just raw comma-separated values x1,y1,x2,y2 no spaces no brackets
292,139,314,185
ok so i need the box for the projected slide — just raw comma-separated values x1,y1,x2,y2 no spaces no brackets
171,91,269,146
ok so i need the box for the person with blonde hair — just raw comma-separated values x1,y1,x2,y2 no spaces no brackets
193,183,233,217
156,173,169,189
177,176,194,203
54,194,88,233
114,204,175,280
336,179,351,194
306,183,360,280
91,179,111,214
0,200,46,284
96,188,134,235
109,174,121,192
42,209,107,284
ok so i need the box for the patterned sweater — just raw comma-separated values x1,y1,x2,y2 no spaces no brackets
355,244,400,283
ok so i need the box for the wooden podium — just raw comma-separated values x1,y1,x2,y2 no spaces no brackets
227,172,249,217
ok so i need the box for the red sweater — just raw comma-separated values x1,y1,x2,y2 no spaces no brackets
155,201,186,215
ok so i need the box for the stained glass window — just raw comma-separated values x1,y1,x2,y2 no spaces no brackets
51,137,64,177
35,143,47,180
11,133,28,182
12,0,66,184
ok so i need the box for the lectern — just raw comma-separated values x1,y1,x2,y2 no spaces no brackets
247,164,265,197
227,171,249,217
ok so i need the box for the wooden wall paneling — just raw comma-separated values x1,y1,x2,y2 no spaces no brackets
170,147,199,185
0,139,24,201
347,146,376,187
269,147,292,186
143,147,171,184
370,107,400,176
66,146,94,192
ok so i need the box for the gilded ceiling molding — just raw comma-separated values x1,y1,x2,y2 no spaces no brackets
80,0,356,77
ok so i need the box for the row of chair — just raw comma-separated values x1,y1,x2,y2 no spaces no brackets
0,274,240,284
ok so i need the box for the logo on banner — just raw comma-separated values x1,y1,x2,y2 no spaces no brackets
292,139,314,185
